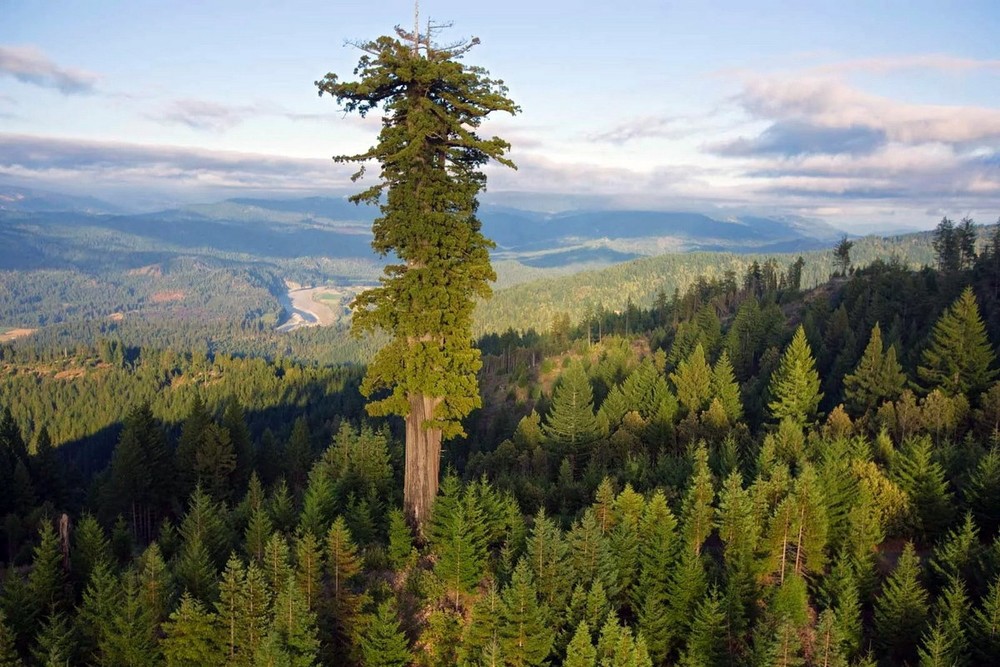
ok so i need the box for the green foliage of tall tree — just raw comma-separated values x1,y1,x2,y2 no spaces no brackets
971,573,1000,664
264,575,320,667
843,322,906,415
28,521,67,620
316,20,518,531
918,286,997,396
768,326,823,424
874,542,930,665
542,361,601,448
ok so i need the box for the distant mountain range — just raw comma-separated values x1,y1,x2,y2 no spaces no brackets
0,184,849,282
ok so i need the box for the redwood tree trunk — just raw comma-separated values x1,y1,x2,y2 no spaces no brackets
405,393,443,535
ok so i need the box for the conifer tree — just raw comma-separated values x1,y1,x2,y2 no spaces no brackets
175,395,212,500
813,609,848,667
768,326,823,424
564,621,596,667
971,573,1000,664
241,561,272,663
216,555,245,663
843,322,906,415
266,575,320,667
386,508,414,570
285,416,313,492
317,18,519,532
28,521,67,619
874,542,929,665
324,516,362,655
31,609,74,667
918,286,997,396
360,599,411,667
100,571,160,667
679,590,727,667
71,513,111,592
244,506,273,563
891,437,954,539
222,399,254,489
76,561,121,663
161,593,225,667
294,532,323,612
499,561,554,667
0,610,21,667
525,508,571,612
137,542,173,630
263,532,292,602
966,447,1000,536
460,582,503,665
429,475,488,607
635,490,678,655
680,444,715,553
194,422,236,502
711,350,743,422
542,361,601,448
298,465,336,540
671,343,713,415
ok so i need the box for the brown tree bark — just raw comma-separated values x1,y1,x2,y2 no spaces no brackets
405,393,443,535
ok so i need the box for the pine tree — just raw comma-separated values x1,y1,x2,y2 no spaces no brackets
874,542,929,665
285,416,313,492
222,399,254,489
263,532,292,601
137,542,174,629
244,506,273,563
76,561,121,663
240,561,272,662
298,464,336,540
324,516,362,655
966,446,1000,536
813,609,848,667
768,325,823,424
680,444,715,553
918,286,997,397
542,361,601,448
499,561,554,667
216,555,245,663
294,532,323,613
843,322,906,415
175,395,212,500
360,599,411,667
161,593,225,667
317,20,519,532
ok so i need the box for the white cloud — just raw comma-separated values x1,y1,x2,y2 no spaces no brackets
0,45,99,94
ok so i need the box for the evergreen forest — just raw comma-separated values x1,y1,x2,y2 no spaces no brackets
1,218,1000,666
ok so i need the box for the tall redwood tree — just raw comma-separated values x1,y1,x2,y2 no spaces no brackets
316,22,518,532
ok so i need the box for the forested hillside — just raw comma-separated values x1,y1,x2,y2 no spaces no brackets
2,221,1000,665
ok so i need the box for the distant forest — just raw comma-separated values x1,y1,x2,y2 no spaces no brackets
2,219,1000,665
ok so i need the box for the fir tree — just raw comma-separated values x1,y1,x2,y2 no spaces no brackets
460,582,502,665
0,610,21,667
768,325,823,424
525,508,571,612
386,508,414,570
874,542,929,665
679,591,727,667
542,361,601,448
71,514,111,592
843,322,906,415
194,423,236,502
891,437,954,539
499,561,554,667
711,350,743,423
671,343,713,415
28,521,67,619
294,532,323,612
429,475,487,607
360,599,411,667
971,573,1000,664
31,609,74,667
267,575,320,667
918,286,997,396
161,593,225,667
564,621,596,667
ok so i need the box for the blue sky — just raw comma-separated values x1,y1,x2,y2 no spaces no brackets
2,0,999,231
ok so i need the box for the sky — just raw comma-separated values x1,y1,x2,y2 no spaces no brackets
1,0,999,232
